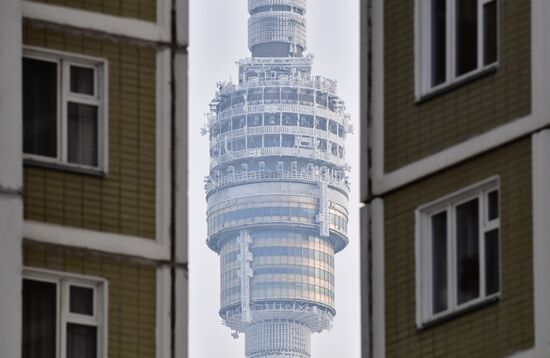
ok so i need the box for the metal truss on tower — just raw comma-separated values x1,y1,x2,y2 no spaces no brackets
204,1,351,357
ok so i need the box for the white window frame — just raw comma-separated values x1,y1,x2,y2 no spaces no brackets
23,46,109,174
415,0,500,99
23,268,108,358
415,177,501,327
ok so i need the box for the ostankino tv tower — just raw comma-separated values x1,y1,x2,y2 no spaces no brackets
204,1,351,357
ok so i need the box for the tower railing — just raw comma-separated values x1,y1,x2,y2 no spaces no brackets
205,169,350,194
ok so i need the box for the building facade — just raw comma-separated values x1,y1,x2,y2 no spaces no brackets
361,0,550,357
205,1,351,357
0,0,189,357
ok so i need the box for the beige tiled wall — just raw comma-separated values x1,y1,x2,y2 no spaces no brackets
23,241,157,358
23,23,157,239
28,0,157,22
383,138,534,358
383,0,531,172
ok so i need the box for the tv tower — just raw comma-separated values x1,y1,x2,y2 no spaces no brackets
205,1,351,356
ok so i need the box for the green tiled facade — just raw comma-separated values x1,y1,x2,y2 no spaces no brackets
23,241,157,358
28,0,157,22
23,23,157,240
383,0,531,172
383,138,534,358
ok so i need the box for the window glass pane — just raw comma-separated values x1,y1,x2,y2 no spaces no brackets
247,135,262,149
299,115,314,128
23,279,57,358
431,0,447,86
456,0,478,76
264,134,280,147
282,134,295,148
232,115,246,130
68,102,99,167
315,117,327,131
70,66,95,95
66,323,97,358
281,112,298,126
432,211,448,314
485,229,500,295
23,58,58,158
456,198,480,304
70,286,94,316
488,190,499,220
247,114,263,127
483,1,498,65
264,113,280,125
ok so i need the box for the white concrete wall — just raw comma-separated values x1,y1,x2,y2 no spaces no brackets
0,0,23,356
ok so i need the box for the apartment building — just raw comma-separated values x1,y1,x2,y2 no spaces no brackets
361,0,550,357
0,0,188,357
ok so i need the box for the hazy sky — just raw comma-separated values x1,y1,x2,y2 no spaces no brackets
188,1,360,357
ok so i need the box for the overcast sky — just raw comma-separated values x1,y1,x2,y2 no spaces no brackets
188,1,360,357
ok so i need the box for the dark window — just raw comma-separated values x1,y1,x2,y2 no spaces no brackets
299,115,314,128
432,212,448,314
456,0,478,76
69,286,94,316
299,89,314,105
281,88,298,103
485,229,500,295
264,135,280,147
248,89,263,104
456,198,480,304
23,279,57,358
66,323,97,358
315,117,327,131
247,135,263,149
483,1,498,65
338,124,345,138
232,115,246,130
264,87,280,103
247,114,263,127
317,139,327,152
329,120,338,134
488,190,499,220
67,103,98,167
232,91,245,106
316,92,328,108
23,58,58,158
431,0,447,86
70,66,94,95
282,113,298,126
264,113,280,126
221,120,232,133
282,135,295,148
231,137,246,151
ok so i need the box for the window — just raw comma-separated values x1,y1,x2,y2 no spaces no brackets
417,0,498,97
23,48,107,171
23,269,107,358
416,178,500,326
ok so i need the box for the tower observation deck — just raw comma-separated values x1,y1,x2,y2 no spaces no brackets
205,1,350,357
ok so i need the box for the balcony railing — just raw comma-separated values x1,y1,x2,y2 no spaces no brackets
205,169,350,194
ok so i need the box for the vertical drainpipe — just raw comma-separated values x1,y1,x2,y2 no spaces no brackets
360,0,374,357
169,0,178,357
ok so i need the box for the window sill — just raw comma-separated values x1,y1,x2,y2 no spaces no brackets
24,158,107,178
416,65,498,105
417,295,500,331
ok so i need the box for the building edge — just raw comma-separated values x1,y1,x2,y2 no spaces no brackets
0,0,23,357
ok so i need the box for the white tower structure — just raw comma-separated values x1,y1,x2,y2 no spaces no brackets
205,1,351,357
